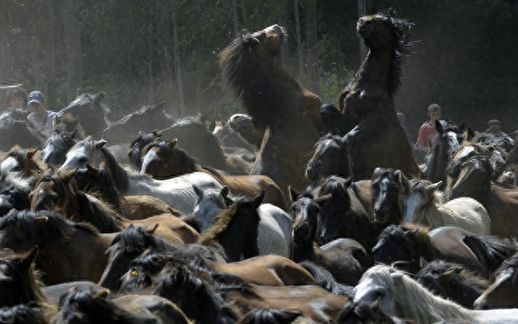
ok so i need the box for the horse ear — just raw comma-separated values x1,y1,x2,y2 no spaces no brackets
435,120,444,134
465,127,475,141
315,194,332,207
419,257,429,269
220,186,229,198
168,139,178,149
94,92,105,104
95,139,107,149
192,185,204,199
94,289,110,299
426,181,442,192
458,122,466,133
21,246,39,268
251,191,265,209
27,148,38,159
288,186,299,202
394,170,409,191
146,223,159,235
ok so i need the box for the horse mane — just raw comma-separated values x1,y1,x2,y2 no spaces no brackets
219,29,300,129
464,235,518,273
417,260,489,291
361,265,473,323
45,130,76,152
154,261,239,322
318,176,351,210
379,10,414,96
0,304,47,324
198,204,239,244
112,226,176,255
0,210,100,246
75,192,123,232
56,288,148,324
99,146,129,193
0,249,48,307
238,308,301,324
500,252,518,271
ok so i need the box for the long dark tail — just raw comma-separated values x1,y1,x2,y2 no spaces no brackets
464,234,517,274
299,261,354,297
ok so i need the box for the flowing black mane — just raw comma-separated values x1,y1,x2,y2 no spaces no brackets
219,30,295,128
0,210,99,246
56,288,149,324
382,10,414,96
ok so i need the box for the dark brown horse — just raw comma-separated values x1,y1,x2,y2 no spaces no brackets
140,139,287,210
305,133,350,182
0,145,45,180
449,154,518,236
474,253,518,310
219,25,323,191
128,131,161,170
0,210,113,284
198,193,264,261
372,224,516,277
371,168,404,227
290,191,371,286
325,12,419,180
306,176,375,249
416,260,488,309
54,287,191,324
0,248,55,321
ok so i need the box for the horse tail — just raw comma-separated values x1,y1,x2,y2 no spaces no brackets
463,234,517,274
299,261,354,297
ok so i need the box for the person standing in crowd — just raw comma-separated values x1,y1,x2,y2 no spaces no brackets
5,87,27,110
416,103,447,153
26,90,56,137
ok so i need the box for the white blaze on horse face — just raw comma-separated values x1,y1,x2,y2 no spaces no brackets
59,145,92,172
402,192,424,223
0,157,18,175
140,149,158,175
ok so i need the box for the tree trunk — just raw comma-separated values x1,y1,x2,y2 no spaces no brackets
304,0,320,93
232,0,240,36
63,0,82,101
293,0,304,79
170,1,185,115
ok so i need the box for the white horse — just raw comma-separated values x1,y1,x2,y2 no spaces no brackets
58,136,223,214
193,186,293,258
402,179,491,235
354,265,518,324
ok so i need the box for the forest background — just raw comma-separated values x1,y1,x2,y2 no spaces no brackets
2,0,518,138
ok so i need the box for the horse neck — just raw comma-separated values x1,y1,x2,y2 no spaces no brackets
293,225,317,262
420,192,447,227
428,144,448,183
80,193,125,232
394,275,473,323
356,48,393,94
100,147,129,193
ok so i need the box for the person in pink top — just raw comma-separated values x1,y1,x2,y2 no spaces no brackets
416,103,446,153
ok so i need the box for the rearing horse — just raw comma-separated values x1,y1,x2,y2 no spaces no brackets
324,12,419,180
219,25,323,191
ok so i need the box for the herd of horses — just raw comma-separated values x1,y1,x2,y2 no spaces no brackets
1,11,518,323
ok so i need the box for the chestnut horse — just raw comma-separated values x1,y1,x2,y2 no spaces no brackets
323,12,419,180
219,24,323,191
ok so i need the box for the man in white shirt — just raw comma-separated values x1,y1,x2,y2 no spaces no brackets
27,90,56,137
